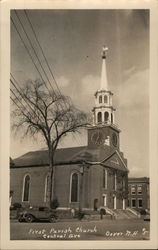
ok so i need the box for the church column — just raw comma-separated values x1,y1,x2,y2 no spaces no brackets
102,111,104,123
114,196,117,209
123,199,125,210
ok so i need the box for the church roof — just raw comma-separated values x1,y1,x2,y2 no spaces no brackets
13,146,86,167
12,145,128,172
128,177,149,184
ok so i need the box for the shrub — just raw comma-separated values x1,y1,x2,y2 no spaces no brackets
56,209,72,219
76,210,85,220
100,208,106,215
50,198,59,209
139,209,147,215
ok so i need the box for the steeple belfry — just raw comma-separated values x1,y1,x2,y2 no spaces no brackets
100,46,108,91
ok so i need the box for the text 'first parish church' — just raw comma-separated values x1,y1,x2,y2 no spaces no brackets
10,47,129,211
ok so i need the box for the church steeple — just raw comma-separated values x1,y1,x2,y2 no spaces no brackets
92,46,116,126
88,47,120,150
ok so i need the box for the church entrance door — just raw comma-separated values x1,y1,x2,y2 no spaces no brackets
94,198,98,211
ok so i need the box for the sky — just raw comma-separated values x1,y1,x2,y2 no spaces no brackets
10,9,149,177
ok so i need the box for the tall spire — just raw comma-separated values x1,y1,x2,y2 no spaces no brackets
92,46,116,127
100,46,108,91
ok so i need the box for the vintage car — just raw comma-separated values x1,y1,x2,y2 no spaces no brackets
18,206,58,223
143,214,150,221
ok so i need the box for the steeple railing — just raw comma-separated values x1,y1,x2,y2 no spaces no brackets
97,120,119,128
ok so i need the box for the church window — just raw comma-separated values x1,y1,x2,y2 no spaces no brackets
22,174,30,202
70,172,79,202
111,113,113,123
112,174,115,190
103,169,107,189
97,112,102,123
113,173,117,190
99,95,102,103
104,95,108,103
44,175,49,202
122,178,126,190
104,112,109,122
114,173,117,191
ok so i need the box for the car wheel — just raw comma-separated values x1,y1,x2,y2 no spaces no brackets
26,214,34,223
18,216,23,223
49,215,57,223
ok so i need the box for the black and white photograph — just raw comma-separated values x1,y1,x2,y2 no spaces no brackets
0,0,158,249
9,8,150,241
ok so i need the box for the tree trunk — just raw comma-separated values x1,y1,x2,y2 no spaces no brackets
48,147,54,207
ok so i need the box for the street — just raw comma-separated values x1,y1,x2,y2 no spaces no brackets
10,219,150,240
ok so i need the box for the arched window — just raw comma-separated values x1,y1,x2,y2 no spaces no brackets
44,175,49,202
104,112,109,122
111,113,113,123
104,95,108,103
99,95,102,104
23,175,30,202
103,169,107,189
97,112,102,123
70,172,79,202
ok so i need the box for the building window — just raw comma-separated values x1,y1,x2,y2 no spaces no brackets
103,169,107,189
44,175,49,202
138,199,143,208
122,178,126,190
97,112,102,123
70,172,79,202
104,112,109,123
113,173,117,191
23,174,30,202
131,186,136,195
99,95,102,103
104,95,108,103
115,173,117,190
137,185,142,195
131,199,136,208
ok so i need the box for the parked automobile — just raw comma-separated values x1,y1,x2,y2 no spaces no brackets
143,214,150,221
18,206,58,223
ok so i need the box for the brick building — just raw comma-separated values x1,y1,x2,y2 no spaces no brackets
128,177,150,211
10,47,129,211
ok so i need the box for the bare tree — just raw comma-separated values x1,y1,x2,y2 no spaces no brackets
11,79,88,205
